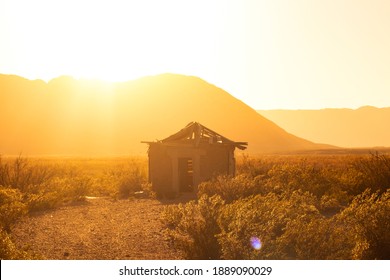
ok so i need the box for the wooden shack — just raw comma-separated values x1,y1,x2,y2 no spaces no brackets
142,122,247,197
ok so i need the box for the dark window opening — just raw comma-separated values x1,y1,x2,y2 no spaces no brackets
178,158,194,192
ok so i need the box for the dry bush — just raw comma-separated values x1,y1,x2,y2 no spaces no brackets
0,156,68,212
236,154,274,178
352,153,390,195
0,187,27,232
164,189,387,260
161,195,225,259
0,228,30,260
265,159,338,198
336,189,390,259
198,174,264,203
162,154,390,259
24,176,92,212
0,155,55,191
218,191,321,260
108,161,147,199
0,156,151,260
279,214,355,259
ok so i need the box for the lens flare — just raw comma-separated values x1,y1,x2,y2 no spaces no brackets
250,237,262,250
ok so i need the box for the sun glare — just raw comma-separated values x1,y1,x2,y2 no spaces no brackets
1,0,221,83
2,0,390,109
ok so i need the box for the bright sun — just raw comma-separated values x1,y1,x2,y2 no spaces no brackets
1,0,221,82
2,0,390,109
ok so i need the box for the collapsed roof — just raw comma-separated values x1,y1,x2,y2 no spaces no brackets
143,122,248,150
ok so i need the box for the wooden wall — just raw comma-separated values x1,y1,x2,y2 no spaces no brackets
148,142,235,197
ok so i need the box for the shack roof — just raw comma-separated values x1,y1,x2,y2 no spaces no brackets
142,122,248,150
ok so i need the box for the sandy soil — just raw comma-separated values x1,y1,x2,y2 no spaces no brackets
11,197,183,260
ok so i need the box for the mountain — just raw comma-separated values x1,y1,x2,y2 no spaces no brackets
258,107,390,148
0,73,331,155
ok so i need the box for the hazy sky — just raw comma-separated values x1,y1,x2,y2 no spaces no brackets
1,0,390,109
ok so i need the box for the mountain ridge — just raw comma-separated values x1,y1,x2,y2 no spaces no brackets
0,73,332,155
258,107,390,148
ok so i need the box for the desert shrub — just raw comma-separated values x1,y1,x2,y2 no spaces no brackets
140,182,156,199
62,176,92,201
24,176,92,212
161,203,186,229
338,167,364,197
24,179,63,212
162,195,225,259
336,189,390,259
198,174,265,203
117,169,145,199
318,194,345,215
0,186,27,232
0,228,30,260
0,156,55,191
0,156,69,212
281,189,390,260
278,214,356,259
161,154,390,259
164,190,325,260
26,192,62,212
105,161,147,199
218,190,320,259
118,176,141,198
265,159,339,198
0,156,151,208
163,155,367,259
217,194,280,260
351,153,390,195
236,154,274,177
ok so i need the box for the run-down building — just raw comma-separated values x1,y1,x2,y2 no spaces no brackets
142,122,247,197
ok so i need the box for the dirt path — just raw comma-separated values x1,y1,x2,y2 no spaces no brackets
11,197,183,260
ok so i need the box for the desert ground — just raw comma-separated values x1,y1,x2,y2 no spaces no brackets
12,197,182,259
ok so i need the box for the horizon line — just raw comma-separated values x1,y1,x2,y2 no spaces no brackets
1,72,389,111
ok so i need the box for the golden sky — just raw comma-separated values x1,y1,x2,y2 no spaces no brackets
1,0,390,109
